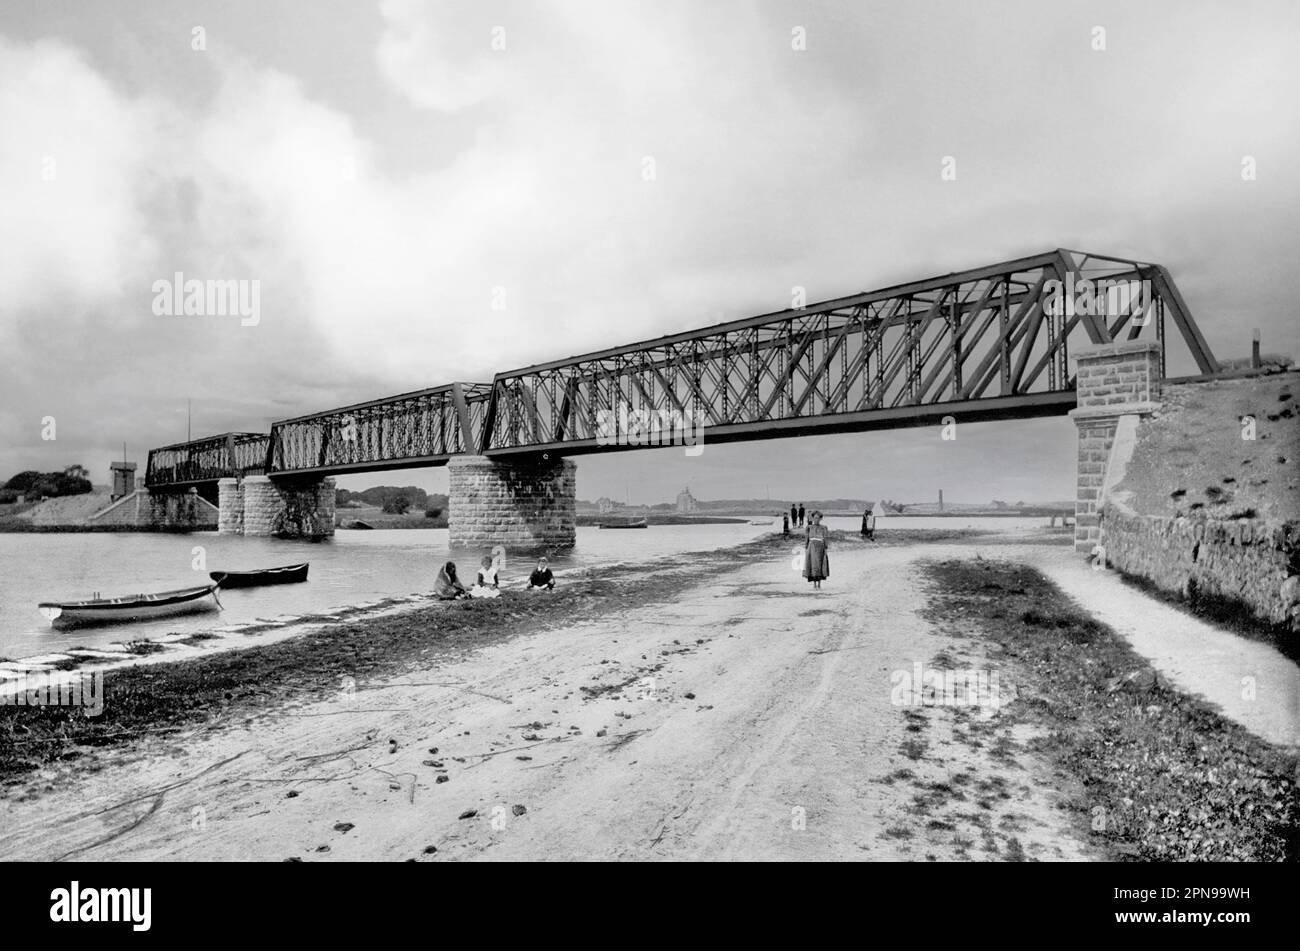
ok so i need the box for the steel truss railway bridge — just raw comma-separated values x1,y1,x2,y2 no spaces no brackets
144,249,1220,550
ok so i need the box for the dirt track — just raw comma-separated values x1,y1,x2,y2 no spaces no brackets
2,540,1104,861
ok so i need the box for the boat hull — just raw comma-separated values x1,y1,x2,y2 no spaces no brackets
597,520,648,529
210,563,309,588
39,585,221,630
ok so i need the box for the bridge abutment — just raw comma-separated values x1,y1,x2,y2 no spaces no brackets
1069,341,1163,554
449,454,576,551
226,475,336,538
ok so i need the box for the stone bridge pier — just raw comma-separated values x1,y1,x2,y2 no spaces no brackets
1069,341,1163,554
448,454,576,551
218,475,336,538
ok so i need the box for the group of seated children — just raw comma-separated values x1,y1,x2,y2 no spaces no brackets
434,551,555,601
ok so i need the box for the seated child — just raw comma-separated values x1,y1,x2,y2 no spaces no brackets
527,557,555,591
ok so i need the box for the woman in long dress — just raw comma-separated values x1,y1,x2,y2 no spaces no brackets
434,562,468,599
804,510,829,590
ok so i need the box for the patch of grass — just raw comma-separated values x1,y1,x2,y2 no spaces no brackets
923,558,1299,862
121,639,166,656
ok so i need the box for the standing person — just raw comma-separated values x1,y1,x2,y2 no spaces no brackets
782,513,790,535
803,510,829,590
434,561,468,600
861,507,870,537
528,557,555,591
789,502,797,528
797,502,806,527
470,554,501,598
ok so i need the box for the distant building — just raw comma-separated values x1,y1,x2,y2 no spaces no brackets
871,501,889,517
676,486,698,514
596,497,624,514
111,461,138,501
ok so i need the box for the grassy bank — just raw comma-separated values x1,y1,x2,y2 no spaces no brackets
923,558,1299,862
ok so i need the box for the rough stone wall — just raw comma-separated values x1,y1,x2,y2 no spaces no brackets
449,454,576,551
241,475,336,538
218,478,244,535
1102,505,1300,631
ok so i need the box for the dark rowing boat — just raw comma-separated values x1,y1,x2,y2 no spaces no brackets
597,518,648,529
209,562,310,588
39,584,221,629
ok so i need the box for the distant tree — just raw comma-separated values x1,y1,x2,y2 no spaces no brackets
425,506,443,519
52,474,92,496
382,494,412,515
4,471,42,492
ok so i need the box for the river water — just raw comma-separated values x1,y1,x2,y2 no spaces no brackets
0,516,1055,657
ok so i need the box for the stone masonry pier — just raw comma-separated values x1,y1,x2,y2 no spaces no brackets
448,454,576,551
218,475,336,538
1069,341,1163,554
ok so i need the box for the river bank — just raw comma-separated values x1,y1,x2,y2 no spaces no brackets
2,527,1293,862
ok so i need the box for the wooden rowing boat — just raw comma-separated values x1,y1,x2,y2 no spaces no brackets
38,584,221,629
209,562,309,588
597,518,648,529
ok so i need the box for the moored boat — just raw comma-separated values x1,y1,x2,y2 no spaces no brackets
209,562,309,588
38,584,221,629
598,518,648,529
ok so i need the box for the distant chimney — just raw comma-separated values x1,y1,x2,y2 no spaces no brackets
111,461,137,501
938,488,944,512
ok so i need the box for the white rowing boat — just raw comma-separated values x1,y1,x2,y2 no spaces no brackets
38,584,222,629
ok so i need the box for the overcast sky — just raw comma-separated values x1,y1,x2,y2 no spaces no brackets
2,0,1296,504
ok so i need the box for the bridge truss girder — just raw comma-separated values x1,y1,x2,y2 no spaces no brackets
144,249,1218,486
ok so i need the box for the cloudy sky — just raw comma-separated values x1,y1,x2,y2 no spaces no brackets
2,0,1296,505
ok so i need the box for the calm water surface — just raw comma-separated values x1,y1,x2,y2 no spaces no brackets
0,516,1052,657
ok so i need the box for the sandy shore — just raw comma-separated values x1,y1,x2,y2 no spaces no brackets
1,530,1293,861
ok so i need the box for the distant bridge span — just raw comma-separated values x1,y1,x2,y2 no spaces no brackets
146,248,1217,491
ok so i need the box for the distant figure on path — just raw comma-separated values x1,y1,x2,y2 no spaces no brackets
803,510,829,590
790,503,797,527
860,507,876,539
782,513,790,535
797,503,806,527
434,562,468,600
528,557,555,591
470,554,501,598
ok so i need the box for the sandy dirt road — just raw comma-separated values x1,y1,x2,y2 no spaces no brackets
3,542,1099,861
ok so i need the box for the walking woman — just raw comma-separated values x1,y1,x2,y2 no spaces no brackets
803,510,830,590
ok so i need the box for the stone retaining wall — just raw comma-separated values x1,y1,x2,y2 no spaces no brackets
1101,505,1300,632
87,488,218,530
448,454,576,550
